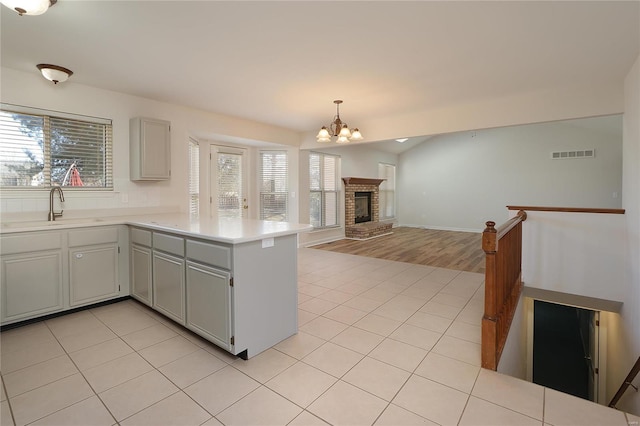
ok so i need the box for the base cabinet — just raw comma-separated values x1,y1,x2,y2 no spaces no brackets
1,226,127,326
186,261,232,351
130,227,153,306
69,244,119,306
68,227,120,307
126,227,298,358
131,245,152,306
1,250,64,323
153,251,185,324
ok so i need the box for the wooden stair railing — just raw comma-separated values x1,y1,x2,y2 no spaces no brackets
609,356,640,408
482,210,527,370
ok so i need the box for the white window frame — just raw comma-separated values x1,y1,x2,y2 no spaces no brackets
188,137,199,218
378,162,396,220
309,151,340,229
0,103,113,191
259,150,289,222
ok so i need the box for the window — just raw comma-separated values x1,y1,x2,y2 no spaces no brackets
217,150,244,219
0,104,112,189
378,163,396,219
188,137,199,218
310,152,339,228
260,150,288,221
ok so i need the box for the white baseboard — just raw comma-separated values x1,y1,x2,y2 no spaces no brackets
397,223,484,233
302,235,345,248
345,232,393,241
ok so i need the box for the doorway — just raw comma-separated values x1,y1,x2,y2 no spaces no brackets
533,300,599,401
210,145,248,218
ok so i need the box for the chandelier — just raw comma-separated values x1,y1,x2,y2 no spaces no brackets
316,100,363,143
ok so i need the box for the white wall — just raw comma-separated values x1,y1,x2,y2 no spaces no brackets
518,210,627,302
298,145,398,246
0,67,300,220
497,295,528,380
607,54,640,414
397,117,623,232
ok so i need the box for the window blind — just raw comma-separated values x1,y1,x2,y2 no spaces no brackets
309,152,339,228
378,163,396,219
188,138,199,218
217,152,243,218
260,151,288,221
0,106,112,189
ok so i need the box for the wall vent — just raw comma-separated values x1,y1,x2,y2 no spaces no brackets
551,149,595,160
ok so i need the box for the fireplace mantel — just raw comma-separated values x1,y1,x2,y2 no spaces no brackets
342,177,385,186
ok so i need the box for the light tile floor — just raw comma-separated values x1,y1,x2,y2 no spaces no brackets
0,248,635,425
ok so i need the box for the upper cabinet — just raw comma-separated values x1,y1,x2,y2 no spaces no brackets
130,117,171,181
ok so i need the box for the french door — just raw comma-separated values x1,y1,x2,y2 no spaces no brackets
210,145,248,218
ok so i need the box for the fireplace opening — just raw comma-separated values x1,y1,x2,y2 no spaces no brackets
354,192,372,223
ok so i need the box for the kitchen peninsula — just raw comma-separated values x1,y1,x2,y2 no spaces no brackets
0,214,312,359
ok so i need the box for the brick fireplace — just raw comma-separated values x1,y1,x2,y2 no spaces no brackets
342,177,393,239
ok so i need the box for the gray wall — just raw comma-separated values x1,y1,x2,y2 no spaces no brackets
397,116,623,231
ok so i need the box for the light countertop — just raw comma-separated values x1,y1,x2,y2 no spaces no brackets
0,214,313,244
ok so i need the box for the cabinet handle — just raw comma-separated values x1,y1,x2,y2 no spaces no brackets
75,253,83,259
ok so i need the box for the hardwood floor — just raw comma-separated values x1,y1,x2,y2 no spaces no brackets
311,226,486,274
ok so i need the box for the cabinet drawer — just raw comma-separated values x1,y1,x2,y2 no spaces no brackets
68,227,118,247
0,232,62,255
154,232,184,256
186,240,231,270
131,228,152,247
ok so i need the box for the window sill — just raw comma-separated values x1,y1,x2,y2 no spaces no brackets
1,188,116,199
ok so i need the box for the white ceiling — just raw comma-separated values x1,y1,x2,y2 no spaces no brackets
1,1,639,146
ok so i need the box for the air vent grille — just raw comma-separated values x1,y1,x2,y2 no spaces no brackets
551,149,595,160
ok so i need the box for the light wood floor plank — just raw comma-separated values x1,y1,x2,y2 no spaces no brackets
311,227,485,274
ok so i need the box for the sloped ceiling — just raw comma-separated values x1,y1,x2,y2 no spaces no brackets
1,1,639,146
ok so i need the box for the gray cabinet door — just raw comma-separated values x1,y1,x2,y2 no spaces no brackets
131,244,152,306
1,250,64,323
69,244,119,306
130,117,171,180
185,261,232,351
153,251,185,324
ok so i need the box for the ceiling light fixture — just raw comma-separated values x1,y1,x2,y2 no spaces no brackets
37,64,73,84
316,100,363,144
1,0,56,16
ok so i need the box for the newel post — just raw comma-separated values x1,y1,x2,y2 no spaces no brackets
482,221,497,319
482,220,498,369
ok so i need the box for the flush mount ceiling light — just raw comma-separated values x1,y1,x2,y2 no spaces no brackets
1,0,56,16
37,64,73,84
316,100,363,144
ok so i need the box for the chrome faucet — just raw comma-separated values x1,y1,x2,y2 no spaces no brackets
48,186,65,221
